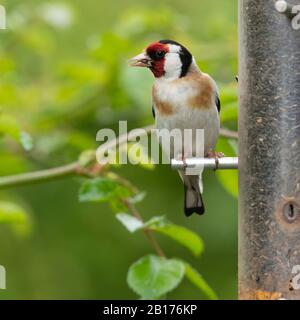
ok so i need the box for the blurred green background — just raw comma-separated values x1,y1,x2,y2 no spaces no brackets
0,0,238,299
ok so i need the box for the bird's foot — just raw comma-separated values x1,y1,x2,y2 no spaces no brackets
206,151,225,171
176,153,188,169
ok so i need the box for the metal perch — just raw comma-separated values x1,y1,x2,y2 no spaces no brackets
171,157,238,171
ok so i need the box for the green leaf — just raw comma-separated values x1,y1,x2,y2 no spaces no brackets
184,263,218,300
143,216,166,228
150,223,204,257
0,201,28,224
116,214,164,233
127,255,185,299
116,214,203,256
109,198,129,213
116,213,143,233
20,131,33,151
79,178,127,202
127,191,147,204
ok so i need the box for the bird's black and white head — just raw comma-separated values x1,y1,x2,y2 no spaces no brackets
129,40,194,79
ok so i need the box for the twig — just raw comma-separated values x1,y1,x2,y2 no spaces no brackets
220,128,238,140
0,125,238,189
123,199,166,258
0,162,80,189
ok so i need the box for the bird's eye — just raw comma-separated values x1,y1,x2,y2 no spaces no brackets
155,51,166,58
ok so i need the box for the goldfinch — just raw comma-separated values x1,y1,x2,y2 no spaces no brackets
129,40,221,216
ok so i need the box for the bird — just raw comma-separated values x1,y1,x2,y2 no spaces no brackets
129,40,221,217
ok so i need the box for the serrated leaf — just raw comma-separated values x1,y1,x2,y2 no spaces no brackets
116,213,144,233
151,223,204,257
184,262,218,300
127,255,185,299
79,178,128,202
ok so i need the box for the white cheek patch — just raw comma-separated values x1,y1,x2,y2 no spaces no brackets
163,44,182,79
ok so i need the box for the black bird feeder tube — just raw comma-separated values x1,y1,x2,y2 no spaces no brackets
239,0,300,299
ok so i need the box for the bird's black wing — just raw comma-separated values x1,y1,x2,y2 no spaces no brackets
215,94,221,113
152,106,156,119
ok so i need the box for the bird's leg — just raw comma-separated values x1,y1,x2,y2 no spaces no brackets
175,148,188,169
206,150,225,171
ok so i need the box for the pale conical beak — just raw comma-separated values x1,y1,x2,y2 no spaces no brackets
128,52,152,68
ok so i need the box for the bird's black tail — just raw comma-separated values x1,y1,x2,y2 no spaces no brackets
184,175,205,217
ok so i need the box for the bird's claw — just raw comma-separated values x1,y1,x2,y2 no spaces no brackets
206,151,225,171
176,153,188,169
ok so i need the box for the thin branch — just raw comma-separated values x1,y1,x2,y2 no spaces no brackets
0,125,238,189
123,199,166,258
220,128,238,140
0,162,80,189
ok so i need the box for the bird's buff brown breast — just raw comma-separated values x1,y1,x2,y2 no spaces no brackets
152,86,174,116
152,73,215,116
187,74,214,109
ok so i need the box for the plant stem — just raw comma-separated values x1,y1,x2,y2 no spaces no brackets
220,128,238,140
108,173,165,257
124,199,166,258
0,162,80,189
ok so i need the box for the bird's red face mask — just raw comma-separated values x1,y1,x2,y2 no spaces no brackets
129,42,169,78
